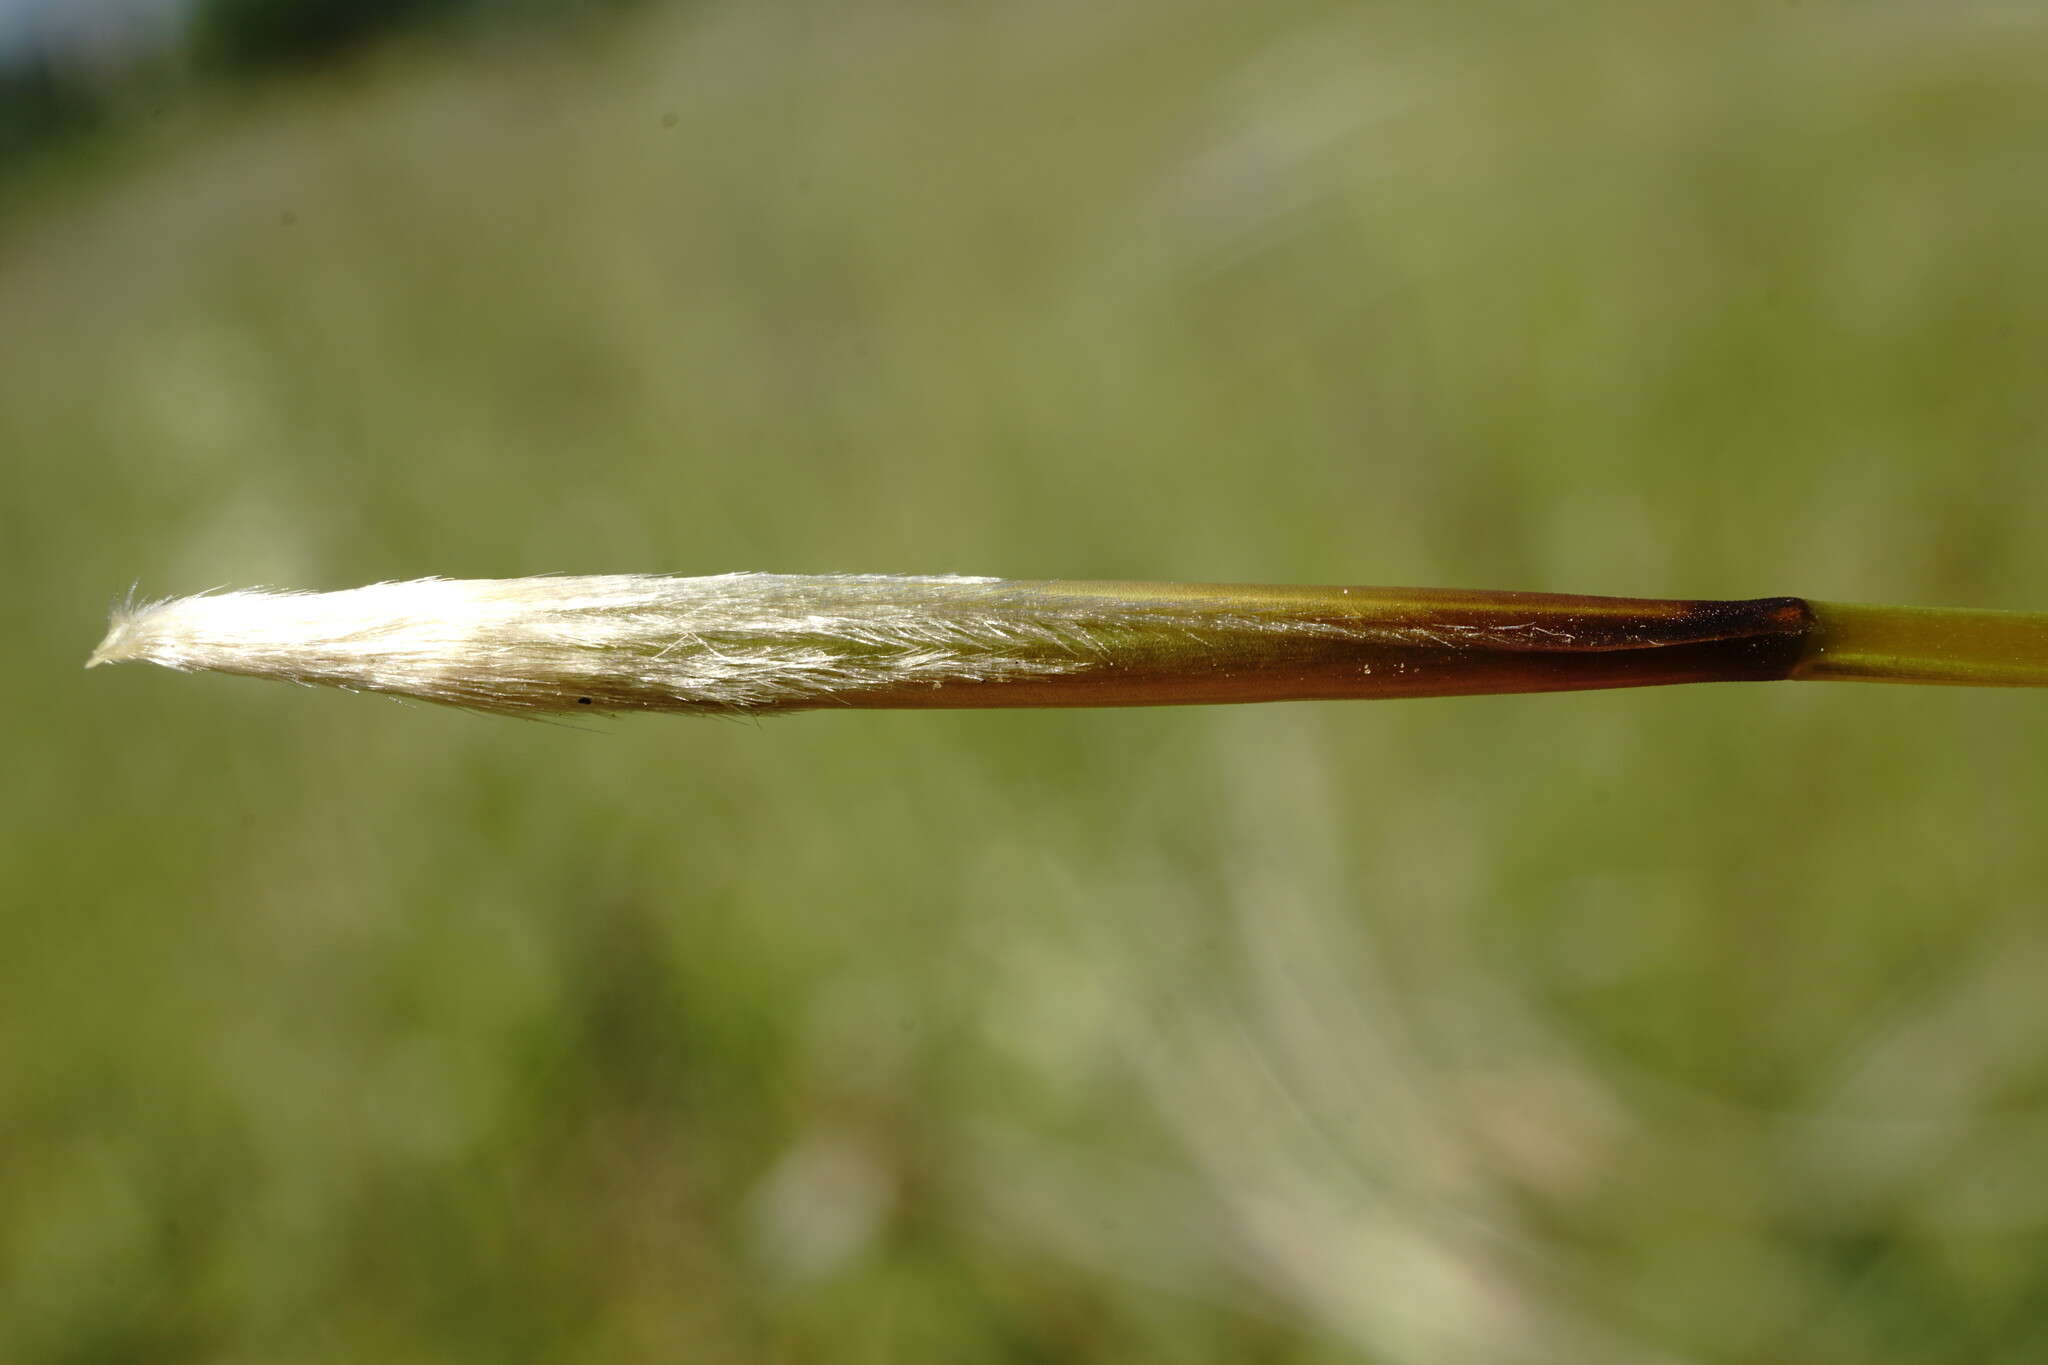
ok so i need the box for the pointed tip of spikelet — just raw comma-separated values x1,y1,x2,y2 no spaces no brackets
86,592,166,668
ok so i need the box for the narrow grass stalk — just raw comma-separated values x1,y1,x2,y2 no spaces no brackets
85,574,2048,718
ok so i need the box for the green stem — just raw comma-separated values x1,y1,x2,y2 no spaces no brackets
1799,602,2048,687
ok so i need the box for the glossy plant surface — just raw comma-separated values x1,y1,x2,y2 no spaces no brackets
97,576,2048,713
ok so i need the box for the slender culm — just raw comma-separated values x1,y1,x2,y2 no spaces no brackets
84,574,2048,718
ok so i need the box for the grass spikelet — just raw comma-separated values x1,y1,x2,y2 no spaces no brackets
87,574,2048,718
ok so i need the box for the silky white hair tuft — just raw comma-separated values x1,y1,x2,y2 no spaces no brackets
86,573,1366,717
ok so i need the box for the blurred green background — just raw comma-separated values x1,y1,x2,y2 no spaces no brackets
7,1,2048,1360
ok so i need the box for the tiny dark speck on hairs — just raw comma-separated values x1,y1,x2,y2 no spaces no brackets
578,697,592,704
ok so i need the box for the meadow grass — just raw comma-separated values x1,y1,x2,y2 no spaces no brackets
8,1,2048,1360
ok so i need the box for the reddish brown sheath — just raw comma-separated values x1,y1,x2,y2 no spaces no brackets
829,582,1818,709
